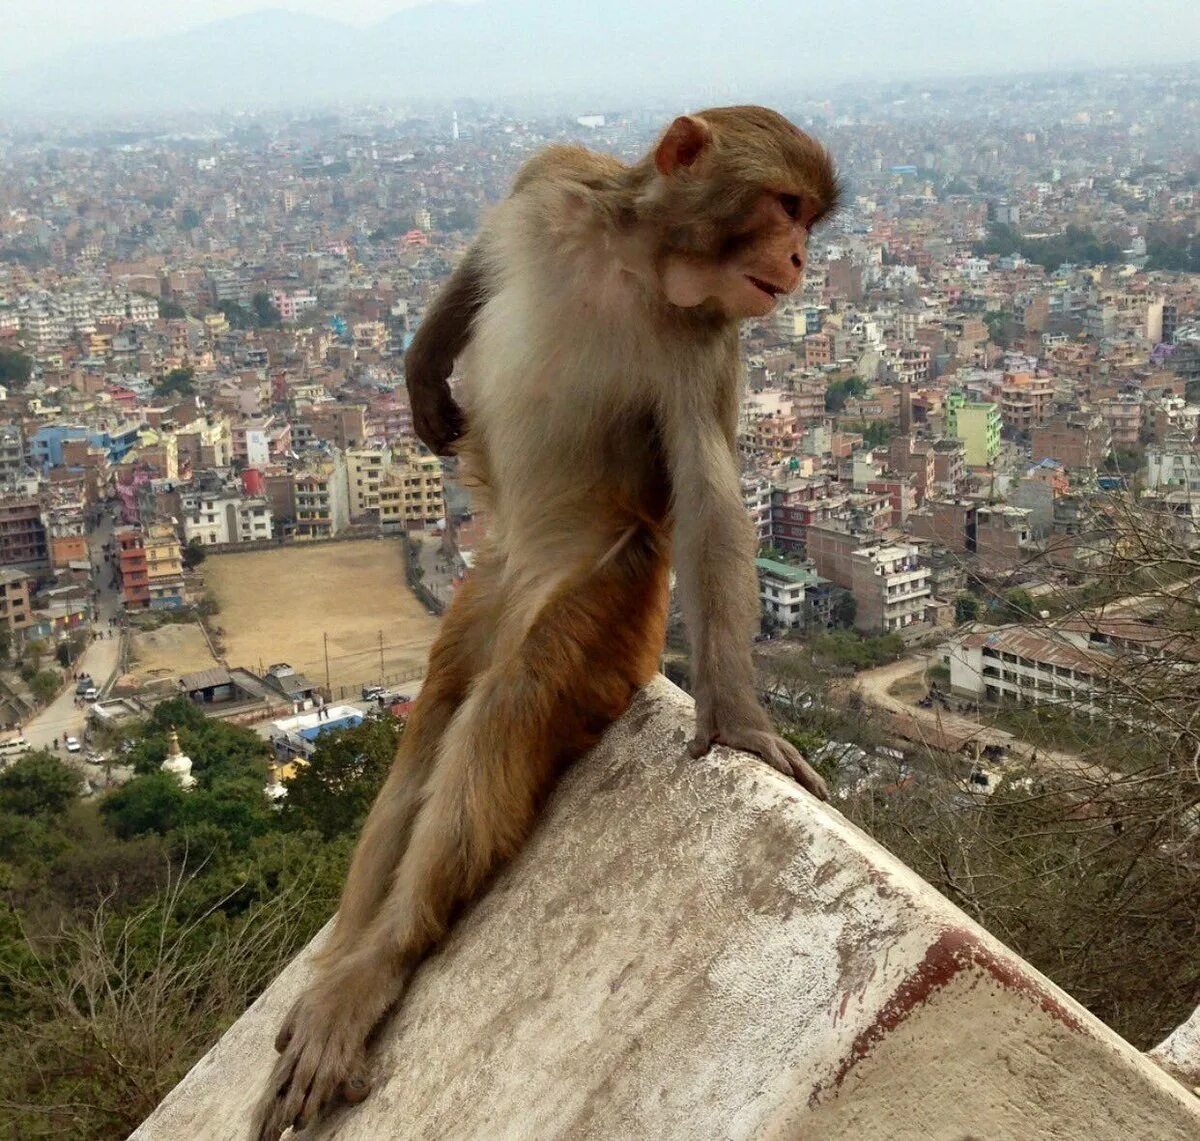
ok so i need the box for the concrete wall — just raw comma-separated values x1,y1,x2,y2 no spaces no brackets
133,676,1200,1141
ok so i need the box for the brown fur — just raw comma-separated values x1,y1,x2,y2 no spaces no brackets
254,107,836,1139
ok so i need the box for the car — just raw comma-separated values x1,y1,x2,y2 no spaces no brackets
83,686,99,701
379,691,411,705
64,736,82,753
361,685,385,701
74,677,94,696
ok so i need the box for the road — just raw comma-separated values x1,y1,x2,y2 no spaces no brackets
848,653,1112,782
22,511,124,751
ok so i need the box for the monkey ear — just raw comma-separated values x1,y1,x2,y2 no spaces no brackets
655,115,712,176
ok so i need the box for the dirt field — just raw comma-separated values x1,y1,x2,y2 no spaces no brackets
128,623,219,685
201,540,440,694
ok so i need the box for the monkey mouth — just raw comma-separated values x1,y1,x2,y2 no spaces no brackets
746,275,783,299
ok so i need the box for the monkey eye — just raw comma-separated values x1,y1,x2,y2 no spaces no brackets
779,193,801,220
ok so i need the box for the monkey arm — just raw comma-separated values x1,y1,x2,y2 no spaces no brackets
661,397,828,799
404,240,493,456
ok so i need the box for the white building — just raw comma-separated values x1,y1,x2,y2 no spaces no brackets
181,491,273,546
850,543,931,634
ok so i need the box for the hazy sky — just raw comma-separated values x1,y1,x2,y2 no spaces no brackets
0,1,437,68
2,0,1197,79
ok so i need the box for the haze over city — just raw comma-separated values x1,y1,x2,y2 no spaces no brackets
3,1,1200,116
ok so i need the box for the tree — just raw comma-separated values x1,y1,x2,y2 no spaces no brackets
30,669,61,704
100,772,187,839
251,292,282,328
125,697,271,786
182,537,207,569
998,588,1035,622
831,592,857,629
159,298,187,319
0,752,79,817
954,594,981,624
0,626,10,663
156,366,194,397
217,300,254,330
0,347,33,387
824,377,868,414
179,206,201,230
284,714,402,839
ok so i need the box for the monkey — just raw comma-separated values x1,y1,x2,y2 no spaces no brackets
254,106,839,1140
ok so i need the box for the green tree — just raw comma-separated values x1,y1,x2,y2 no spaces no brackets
998,588,1036,622
125,698,271,786
954,594,981,624
30,669,61,704
100,772,187,839
0,346,33,387
824,377,868,414
251,292,282,328
180,206,201,230
0,752,79,817
217,300,253,330
831,592,857,629
156,366,194,397
182,537,207,569
159,298,187,319
0,626,10,663
284,714,401,839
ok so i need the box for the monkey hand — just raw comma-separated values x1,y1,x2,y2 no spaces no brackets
252,984,373,1141
690,701,829,800
409,364,467,456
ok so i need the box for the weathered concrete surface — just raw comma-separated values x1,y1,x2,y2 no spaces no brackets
1152,1003,1200,1088
133,676,1200,1141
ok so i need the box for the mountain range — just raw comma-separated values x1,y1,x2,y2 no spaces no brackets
2,1,1198,118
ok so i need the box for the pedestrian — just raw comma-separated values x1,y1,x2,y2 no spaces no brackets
53,737,59,749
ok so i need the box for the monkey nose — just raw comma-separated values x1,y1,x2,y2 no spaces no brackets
790,252,803,269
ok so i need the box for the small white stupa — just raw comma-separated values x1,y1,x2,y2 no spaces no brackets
161,727,196,790
264,759,287,807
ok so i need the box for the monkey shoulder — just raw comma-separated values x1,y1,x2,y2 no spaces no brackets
510,145,625,199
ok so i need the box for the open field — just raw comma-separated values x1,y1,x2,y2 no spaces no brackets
200,540,440,693
128,623,218,686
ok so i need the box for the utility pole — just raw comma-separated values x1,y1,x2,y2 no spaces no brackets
323,632,331,699
378,630,385,684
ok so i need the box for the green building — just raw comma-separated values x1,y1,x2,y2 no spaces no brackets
945,391,1001,467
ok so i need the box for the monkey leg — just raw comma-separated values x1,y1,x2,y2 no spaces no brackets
254,530,668,1141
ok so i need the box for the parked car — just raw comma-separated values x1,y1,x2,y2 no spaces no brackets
64,736,82,753
82,686,99,701
361,685,385,701
84,750,108,766
379,691,411,705
74,676,94,696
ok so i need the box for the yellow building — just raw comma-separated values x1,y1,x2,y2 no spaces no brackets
346,445,392,519
145,520,186,609
378,450,443,530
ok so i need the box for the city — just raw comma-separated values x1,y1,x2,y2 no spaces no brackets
0,12,1199,1139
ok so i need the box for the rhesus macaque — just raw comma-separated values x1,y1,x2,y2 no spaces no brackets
254,106,839,1139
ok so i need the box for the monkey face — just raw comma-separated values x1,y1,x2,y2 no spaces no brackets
649,108,840,321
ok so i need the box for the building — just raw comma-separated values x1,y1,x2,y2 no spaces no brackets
998,372,1054,432
346,445,392,519
145,521,186,608
1031,413,1111,472
849,543,932,634
1146,439,1200,491
293,451,350,540
1098,396,1143,451
378,450,443,530
181,490,274,545
116,522,186,609
0,496,49,570
0,569,33,642
945,392,1001,467
756,558,839,631
44,505,89,569
0,426,24,485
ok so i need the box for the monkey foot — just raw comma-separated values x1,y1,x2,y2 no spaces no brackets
254,994,372,1140
691,727,830,801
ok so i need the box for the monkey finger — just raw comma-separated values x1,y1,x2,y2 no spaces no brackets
340,1073,372,1105
688,733,715,759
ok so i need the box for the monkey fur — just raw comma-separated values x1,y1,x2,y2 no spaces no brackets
254,106,840,1140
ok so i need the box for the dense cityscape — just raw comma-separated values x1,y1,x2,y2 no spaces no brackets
1,42,1199,1139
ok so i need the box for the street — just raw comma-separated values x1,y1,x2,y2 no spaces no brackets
21,510,123,750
